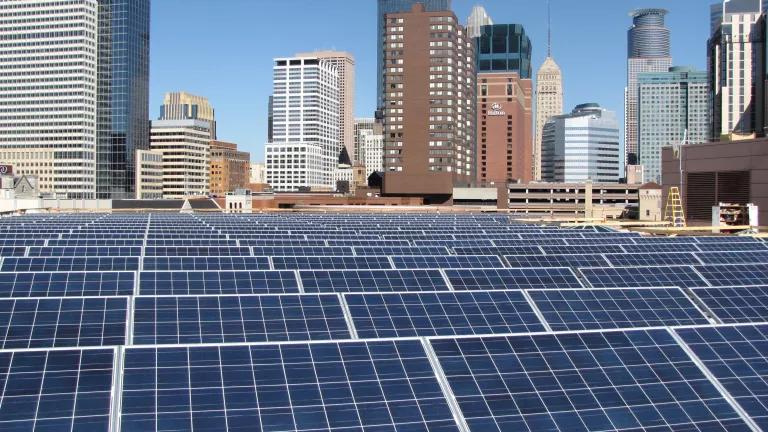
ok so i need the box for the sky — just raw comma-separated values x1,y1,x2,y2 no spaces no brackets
150,0,711,161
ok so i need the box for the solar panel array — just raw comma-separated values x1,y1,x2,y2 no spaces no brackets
0,212,766,431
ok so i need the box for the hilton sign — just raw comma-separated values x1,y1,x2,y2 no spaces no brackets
488,103,506,117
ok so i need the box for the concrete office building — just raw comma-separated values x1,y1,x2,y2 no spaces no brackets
250,162,266,184
376,0,451,114
541,103,621,183
0,0,150,200
209,141,251,196
360,129,385,177
265,56,340,192
638,67,709,183
708,0,766,139
135,150,163,200
625,9,672,164
159,92,217,140
381,4,476,202
534,7,564,181
150,120,211,199
354,118,376,162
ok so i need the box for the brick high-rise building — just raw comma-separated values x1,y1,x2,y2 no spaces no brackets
209,141,251,196
381,4,476,203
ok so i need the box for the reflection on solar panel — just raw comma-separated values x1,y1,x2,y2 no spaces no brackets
528,288,709,331
300,269,450,293
676,324,768,431
391,255,504,269
0,297,127,348
432,329,753,432
696,242,767,252
0,348,115,431
353,246,451,256
133,294,350,344
0,256,140,272
444,267,583,290
251,246,353,256
621,243,701,253
0,271,134,297
453,246,543,256
271,256,393,270
144,246,252,256
121,340,461,431
138,271,300,295
696,250,768,265
695,264,768,287
691,286,768,323
28,246,142,256
141,256,271,271
540,244,625,254
504,254,609,268
604,252,702,266
345,290,545,338
580,265,707,288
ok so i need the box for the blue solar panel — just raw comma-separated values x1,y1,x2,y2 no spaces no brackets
391,255,505,269
0,271,134,297
345,290,545,338
250,246,353,256
540,244,625,254
47,239,144,247
354,246,451,256
326,239,411,247
453,246,543,256
676,324,768,431
431,329,753,432
138,271,300,295
144,239,240,246
0,297,127,348
414,239,495,247
580,265,708,288
0,256,140,272
0,348,115,432
604,252,703,266
27,246,142,256
444,267,583,290
696,251,768,265
300,269,450,293
529,288,709,331
504,254,609,268
621,243,701,253
696,242,768,252
271,256,393,270
141,256,271,271
492,239,567,246
695,264,768,287
691,286,768,323
144,246,252,256
238,239,327,246
133,294,350,344
0,247,29,257
121,340,461,431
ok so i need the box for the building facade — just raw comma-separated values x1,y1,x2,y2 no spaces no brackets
150,119,211,199
534,58,564,181
708,0,766,139
466,5,492,39
625,8,672,164
354,118,376,162
159,92,216,140
542,103,621,183
250,162,266,184
638,67,709,183
381,4,476,202
360,129,384,177
209,141,250,196
475,24,532,78
265,56,340,192
135,150,163,199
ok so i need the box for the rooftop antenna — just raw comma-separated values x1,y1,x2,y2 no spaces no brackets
547,0,552,57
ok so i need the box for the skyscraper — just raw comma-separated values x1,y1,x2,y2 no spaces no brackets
381,4,476,203
534,3,563,181
150,119,211,199
625,8,672,165
466,5,493,39
708,0,766,139
376,0,450,115
638,67,709,183
96,0,151,199
159,92,216,140
475,24,532,78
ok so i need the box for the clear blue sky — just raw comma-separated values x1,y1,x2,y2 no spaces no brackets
150,0,710,161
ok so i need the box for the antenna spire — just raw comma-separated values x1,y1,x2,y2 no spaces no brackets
547,0,552,57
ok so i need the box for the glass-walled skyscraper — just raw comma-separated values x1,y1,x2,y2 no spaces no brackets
97,0,151,199
475,24,532,78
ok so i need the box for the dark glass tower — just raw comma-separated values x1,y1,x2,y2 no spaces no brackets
96,0,151,199
376,0,450,115
475,24,532,78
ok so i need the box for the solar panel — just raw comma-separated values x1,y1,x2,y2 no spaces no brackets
604,252,703,266
353,246,451,256
138,271,300,295
453,246,543,256
579,265,708,288
345,290,545,338
0,297,127,348
504,254,609,268
300,269,450,293
0,247,29,257
326,239,410,247
250,246,352,256
564,238,639,245
414,239,495,247
27,246,142,256
675,324,768,431
0,348,115,432
492,239,567,246
695,242,768,252
696,250,768,265
621,243,701,253
540,244,625,254
0,271,135,297
121,340,461,431
47,239,144,247
690,286,768,323
695,263,768,287
528,287,709,331
141,256,271,271
391,255,505,269
431,329,754,432
132,294,350,344
144,246,252,256
0,256,140,272
238,239,327,247
271,256,393,270
444,267,583,290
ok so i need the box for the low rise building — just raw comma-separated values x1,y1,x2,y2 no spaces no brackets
150,119,211,199
504,182,642,218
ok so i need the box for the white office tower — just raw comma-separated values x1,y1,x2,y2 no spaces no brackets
0,0,98,198
466,5,493,39
266,56,340,192
360,129,384,177
150,120,211,199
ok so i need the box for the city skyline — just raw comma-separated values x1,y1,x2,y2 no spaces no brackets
149,0,710,157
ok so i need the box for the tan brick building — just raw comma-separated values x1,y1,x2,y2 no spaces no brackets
209,141,250,196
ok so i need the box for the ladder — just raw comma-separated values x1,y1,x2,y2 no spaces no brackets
664,186,686,227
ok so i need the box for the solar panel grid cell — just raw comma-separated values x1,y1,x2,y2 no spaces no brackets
138,271,300,295
300,269,450,293
141,256,271,271
1,256,140,272
0,271,135,297
271,256,393,270
391,255,505,269
444,267,583,290
504,254,609,268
